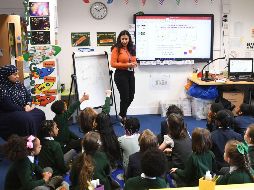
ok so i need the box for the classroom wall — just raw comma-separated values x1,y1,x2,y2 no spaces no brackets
1,0,254,115
57,0,222,115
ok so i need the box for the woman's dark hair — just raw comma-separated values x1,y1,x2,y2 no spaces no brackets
95,112,122,164
51,100,65,114
192,128,212,154
3,135,37,161
215,109,234,129
39,120,56,138
138,129,158,152
79,107,97,134
239,103,251,115
111,30,135,56
166,105,183,117
225,140,254,181
124,117,140,135
78,132,100,190
210,103,224,113
141,148,167,177
167,113,187,139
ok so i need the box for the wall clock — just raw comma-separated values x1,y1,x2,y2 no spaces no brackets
90,2,108,20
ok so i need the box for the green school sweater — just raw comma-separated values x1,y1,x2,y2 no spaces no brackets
124,176,167,190
175,150,217,186
217,169,253,185
248,146,254,170
5,157,45,190
38,139,68,176
54,101,80,148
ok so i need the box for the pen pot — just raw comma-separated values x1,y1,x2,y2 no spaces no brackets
199,178,215,190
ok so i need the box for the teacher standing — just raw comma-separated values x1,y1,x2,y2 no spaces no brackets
111,30,137,123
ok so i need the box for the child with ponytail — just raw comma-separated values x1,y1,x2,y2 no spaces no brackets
217,140,254,185
70,131,111,190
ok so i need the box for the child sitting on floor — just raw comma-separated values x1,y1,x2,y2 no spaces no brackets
79,90,111,134
170,128,217,187
244,124,254,170
124,148,167,190
217,140,254,185
118,117,140,172
38,120,76,176
51,92,89,153
3,135,67,190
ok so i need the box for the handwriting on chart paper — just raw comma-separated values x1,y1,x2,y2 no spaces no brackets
149,74,170,90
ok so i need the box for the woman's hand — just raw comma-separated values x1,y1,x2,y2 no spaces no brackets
129,62,137,68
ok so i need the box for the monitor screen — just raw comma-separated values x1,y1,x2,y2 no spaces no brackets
228,58,253,76
134,14,214,63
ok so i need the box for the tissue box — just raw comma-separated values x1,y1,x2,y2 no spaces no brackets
199,178,215,190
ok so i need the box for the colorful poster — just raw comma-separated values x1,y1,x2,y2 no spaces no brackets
97,32,116,46
71,32,90,47
29,2,49,16
27,45,61,107
30,17,50,30
31,31,50,45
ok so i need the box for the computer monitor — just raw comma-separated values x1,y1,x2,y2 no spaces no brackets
228,58,253,77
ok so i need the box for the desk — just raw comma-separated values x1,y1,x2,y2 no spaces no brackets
188,76,254,105
188,76,254,86
153,183,254,190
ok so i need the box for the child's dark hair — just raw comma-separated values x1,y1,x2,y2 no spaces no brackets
141,148,167,177
79,107,97,134
95,112,122,164
215,109,234,129
124,117,140,135
39,120,56,138
138,129,158,152
239,103,251,116
192,128,212,154
167,113,188,139
78,132,100,189
3,135,37,161
51,100,65,114
210,103,224,113
225,140,254,181
166,105,183,117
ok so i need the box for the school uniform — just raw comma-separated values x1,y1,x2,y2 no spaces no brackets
126,151,142,179
124,174,167,190
70,151,111,190
248,145,254,170
174,150,217,186
217,167,253,185
38,137,68,176
211,128,242,169
5,156,45,190
53,101,81,153
234,116,254,136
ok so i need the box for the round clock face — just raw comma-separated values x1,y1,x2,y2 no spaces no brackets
90,2,107,20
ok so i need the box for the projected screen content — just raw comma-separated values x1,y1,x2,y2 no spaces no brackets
134,14,214,62
229,58,253,75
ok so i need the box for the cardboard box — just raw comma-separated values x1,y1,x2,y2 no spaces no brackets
222,92,244,115
199,178,215,190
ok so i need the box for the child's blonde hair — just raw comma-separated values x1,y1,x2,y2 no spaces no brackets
79,107,97,133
